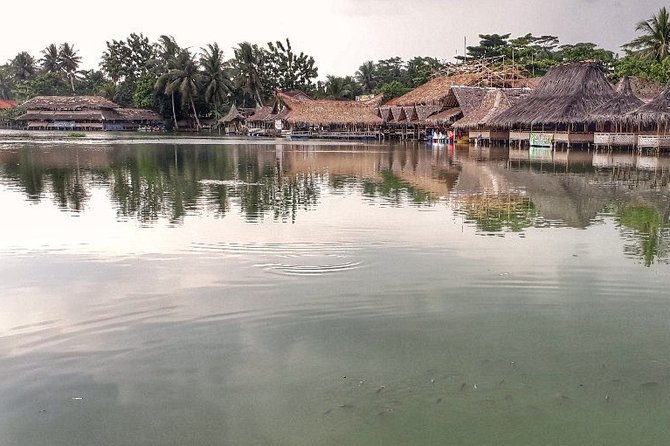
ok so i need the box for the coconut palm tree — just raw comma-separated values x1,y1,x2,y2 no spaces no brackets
232,42,264,106
157,49,201,130
624,7,670,61
58,43,82,92
10,52,37,81
40,44,61,73
151,35,183,128
355,61,377,94
200,43,233,112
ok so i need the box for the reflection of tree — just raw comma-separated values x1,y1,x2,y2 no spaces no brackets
2,150,89,211
454,193,538,232
618,204,670,267
361,170,432,205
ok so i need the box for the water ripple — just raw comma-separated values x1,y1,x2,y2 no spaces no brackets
257,260,363,276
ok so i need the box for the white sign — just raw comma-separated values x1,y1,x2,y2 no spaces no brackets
275,120,283,130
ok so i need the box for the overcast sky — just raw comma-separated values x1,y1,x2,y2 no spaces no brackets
1,0,663,78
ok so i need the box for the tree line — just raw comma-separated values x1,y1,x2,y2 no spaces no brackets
0,7,669,128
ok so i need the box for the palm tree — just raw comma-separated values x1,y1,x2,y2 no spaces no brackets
200,43,233,112
624,7,670,61
153,36,182,130
233,42,264,106
58,43,82,92
40,44,61,73
355,61,377,94
157,49,201,130
10,52,37,81
324,75,354,99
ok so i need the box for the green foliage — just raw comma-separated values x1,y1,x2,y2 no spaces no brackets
375,81,410,103
16,72,70,100
320,75,362,99
132,76,158,109
466,33,511,59
264,38,318,93
623,7,670,61
101,33,155,83
615,55,670,84
555,43,616,74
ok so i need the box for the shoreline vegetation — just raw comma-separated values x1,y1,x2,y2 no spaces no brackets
0,8,669,131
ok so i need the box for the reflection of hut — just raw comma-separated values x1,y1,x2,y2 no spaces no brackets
15,96,163,131
627,83,670,150
278,91,383,139
218,104,245,135
490,62,616,147
453,88,530,144
591,77,644,148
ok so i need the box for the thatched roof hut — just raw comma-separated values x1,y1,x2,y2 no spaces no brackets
219,104,245,124
277,91,383,126
20,95,120,110
426,108,462,125
451,86,489,116
626,82,670,128
453,88,531,129
114,108,162,122
246,105,274,124
589,77,644,125
489,62,616,128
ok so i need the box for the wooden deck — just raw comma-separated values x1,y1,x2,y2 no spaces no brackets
594,133,637,147
637,135,670,149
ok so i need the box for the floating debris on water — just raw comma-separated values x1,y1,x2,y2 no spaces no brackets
436,398,443,404
459,382,467,391
375,386,385,394
323,409,333,415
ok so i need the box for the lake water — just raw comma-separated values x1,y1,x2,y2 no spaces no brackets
1,138,669,445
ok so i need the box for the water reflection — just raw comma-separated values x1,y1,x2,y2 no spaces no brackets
1,142,669,265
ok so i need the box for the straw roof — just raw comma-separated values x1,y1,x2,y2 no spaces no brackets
20,95,120,110
387,73,490,106
489,62,616,128
627,76,664,102
453,88,531,129
16,108,162,122
114,108,163,121
588,77,644,124
626,82,670,126
219,104,245,124
426,107,462,125
415,105,442,122
246,105,273,123
278,91,383,125
451,86,489,116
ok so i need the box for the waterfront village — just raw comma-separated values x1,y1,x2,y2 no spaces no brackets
2,7,670,152
2,60,670,151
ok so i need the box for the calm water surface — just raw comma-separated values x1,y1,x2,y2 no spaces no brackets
1,139,670,445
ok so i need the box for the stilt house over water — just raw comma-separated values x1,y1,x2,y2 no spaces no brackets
15,96,163,131
489,61,617,147
626,82,670,149
277,91,383,139
590,76,644,148
452,88,531,144
218,104,246,135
